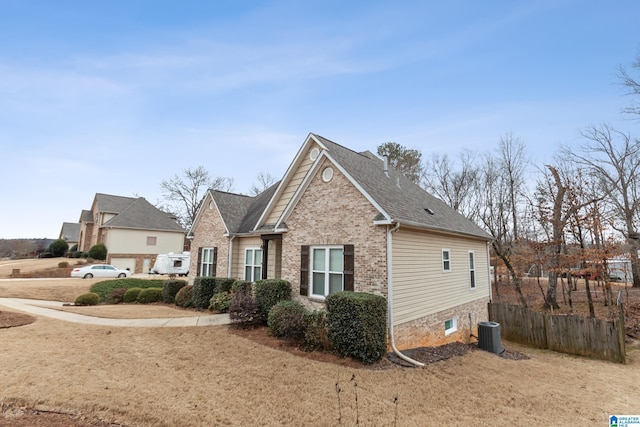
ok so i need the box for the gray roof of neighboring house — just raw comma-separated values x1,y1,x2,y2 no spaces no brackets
79,210,93,223
211,182,281,235
95,193,137,214
313,134,490,240
59,222,80,241
102,198,184,232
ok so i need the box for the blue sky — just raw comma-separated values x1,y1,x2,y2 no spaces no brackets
1,0,639,239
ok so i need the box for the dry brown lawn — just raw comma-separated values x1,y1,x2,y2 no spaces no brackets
0,260,639,426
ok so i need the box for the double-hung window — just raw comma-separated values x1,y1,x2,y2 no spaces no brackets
244,248,262,282
469,251,476,289
201,247,216,276
311,246,344,297
442,249,451,272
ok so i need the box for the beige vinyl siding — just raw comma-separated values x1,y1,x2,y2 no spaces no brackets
264,143,318,225
105,229,184,255
232,236,263,280
392,228,489,325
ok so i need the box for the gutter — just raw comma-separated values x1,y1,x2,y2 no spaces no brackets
228,236,235,277
387,223,425,367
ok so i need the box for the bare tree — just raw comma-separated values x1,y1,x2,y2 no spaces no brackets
618,51,640,118
422,150,480,220
249,172,278,196
160,166,234,230
377,142,424,184
565,124,640,288
476,137,530,307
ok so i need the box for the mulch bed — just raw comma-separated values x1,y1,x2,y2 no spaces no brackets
0,311,36,328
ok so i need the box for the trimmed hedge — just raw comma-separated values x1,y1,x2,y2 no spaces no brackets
209,291,232,312
254,279,291,323
267,300,307,339
106,288,128,304
175,285,194,308
137,287,163,304
231,280,252,294
123,288,143,303
74,292,100,306
326,291,387,364
90,278,165,302
214,278,235,294
162,279,187,304
192,277,217,309
303,310,331,351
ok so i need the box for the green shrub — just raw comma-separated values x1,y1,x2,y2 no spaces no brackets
48,239,69,257
106,288,128,304
326,292,388,364
267,300,307,339
58,261,69,268
193,277,217,309
88,243,107,260
123,287,143,303
162,279,187,304
209,291,232,312
74,292,100,306
69,244,78,253
175,285,194,308
137,287,163,304
214,278,235,294
254,279,292,323
90,278,165,301
303,310,331,351
229,288,259,324
231,280,253,294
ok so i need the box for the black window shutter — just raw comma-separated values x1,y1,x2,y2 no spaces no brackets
300,245,309,296
212,247,218,277
344,244,354,291
197,247,203,276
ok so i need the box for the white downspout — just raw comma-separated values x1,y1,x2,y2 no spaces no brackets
387,223,425,367
487,241,492,302
228,236,235,278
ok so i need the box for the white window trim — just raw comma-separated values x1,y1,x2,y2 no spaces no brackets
244,247,263,282
445,317,457,336
201,247,215,277
442,249,451,272
310,246,344,299
469,250,476,289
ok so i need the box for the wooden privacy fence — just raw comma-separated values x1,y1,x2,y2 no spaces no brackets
488,303,626,363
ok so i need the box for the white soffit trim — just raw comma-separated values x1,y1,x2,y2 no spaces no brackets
275,150,391,228
252,133,328,231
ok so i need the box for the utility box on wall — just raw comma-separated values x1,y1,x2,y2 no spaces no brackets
478,321,504,354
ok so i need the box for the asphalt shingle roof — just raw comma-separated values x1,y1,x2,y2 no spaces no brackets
59,222,80,241
95,193,137,214
313,134,490,240
102,198,184,232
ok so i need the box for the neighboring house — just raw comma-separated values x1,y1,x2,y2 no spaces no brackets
188,134,492,350
59,222,80,248
76,193,185,273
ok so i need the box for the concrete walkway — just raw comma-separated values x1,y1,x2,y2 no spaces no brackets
0,298,231,327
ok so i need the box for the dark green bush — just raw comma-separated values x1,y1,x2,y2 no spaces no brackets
303,310,331,351
229,288,259,324
162,279,187,304
123,287,143,303
48,239,69,257
192,277,217,309
231,280,252,294
267,300,307,339
106,288,128,304
254,279,292,323
90,278,165,301
137,287,163,304
74,292,100,306
214,278,235,294
69,244,78,253
209,291,232,312
326,292,388,364
175,285,194,308
88,243,107,260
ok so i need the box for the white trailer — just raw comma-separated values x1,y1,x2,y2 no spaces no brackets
150,252,190,276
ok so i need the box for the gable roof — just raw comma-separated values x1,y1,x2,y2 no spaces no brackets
272,133,490,240
101,197,184,232
79,209,93,223
59,222,80,241
94,193,137,214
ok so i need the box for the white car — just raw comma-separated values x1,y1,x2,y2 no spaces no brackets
70,264,131,279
